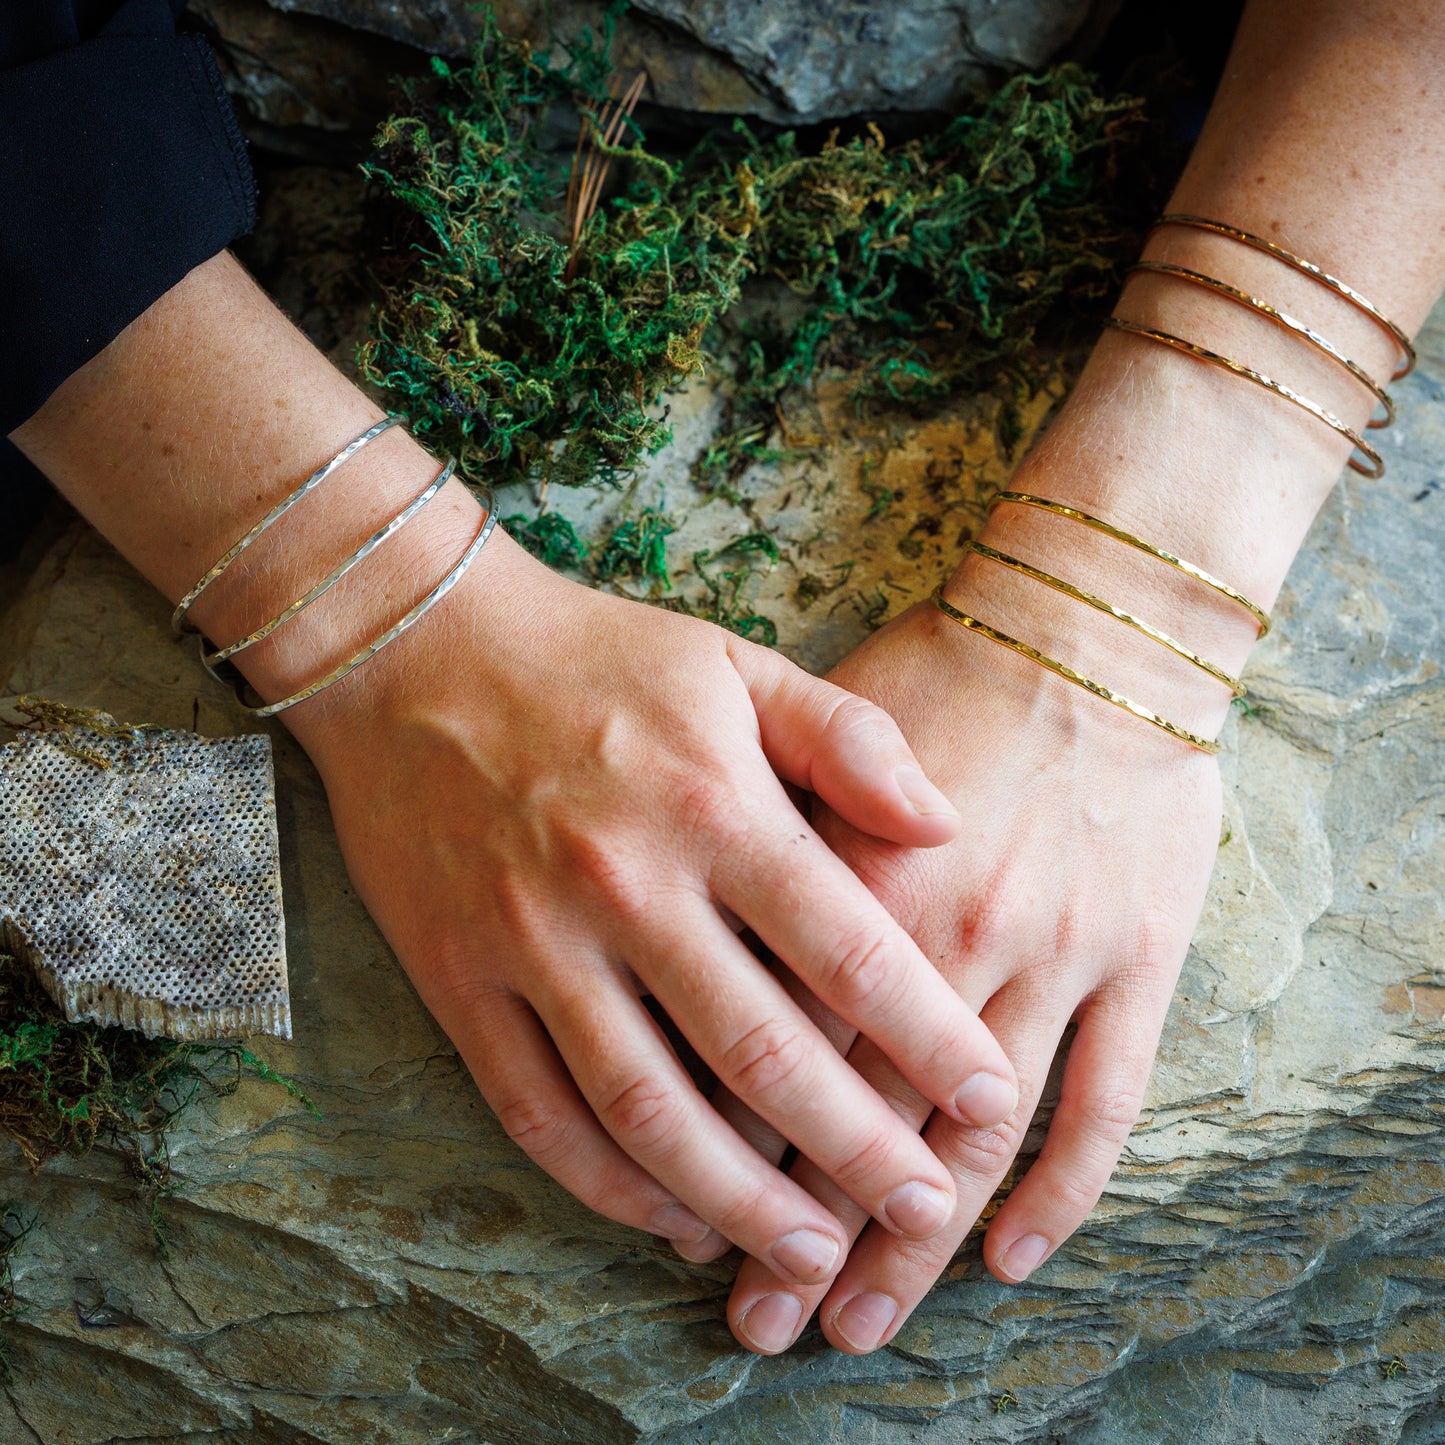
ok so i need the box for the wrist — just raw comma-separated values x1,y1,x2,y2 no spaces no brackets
940,521,1239,752
942,258,1381,735
184,438,537,750
941,314,1344,745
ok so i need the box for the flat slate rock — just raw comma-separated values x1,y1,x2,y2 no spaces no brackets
198,0,1107,129
0,318,1442,1442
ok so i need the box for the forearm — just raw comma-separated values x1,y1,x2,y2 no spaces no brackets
7,249,521,751
954,0,1445,738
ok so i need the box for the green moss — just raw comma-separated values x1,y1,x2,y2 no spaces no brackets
505,511,590,569
689,532,782,645
360,4,1154,505
595,508,676,586
0,951,314,1255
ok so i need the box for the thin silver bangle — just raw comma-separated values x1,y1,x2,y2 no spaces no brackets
204,456,455,667
247,494,500,719
171,413,408,636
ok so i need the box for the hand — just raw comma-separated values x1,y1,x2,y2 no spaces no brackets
290,525,1020,1288
719,540,1225,1352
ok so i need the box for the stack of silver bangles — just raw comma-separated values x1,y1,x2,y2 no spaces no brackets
171,415,498,717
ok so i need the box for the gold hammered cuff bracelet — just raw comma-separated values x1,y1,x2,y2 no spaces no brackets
966,539,1247,697
1110,214,1414,480
931,589,1223,754
1152,214,1416,380
930,493,1272,755
936,216,1413,753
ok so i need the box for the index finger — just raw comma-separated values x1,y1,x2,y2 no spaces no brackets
711,816,1018,1129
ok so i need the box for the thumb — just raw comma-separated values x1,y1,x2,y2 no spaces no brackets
728,636,961,846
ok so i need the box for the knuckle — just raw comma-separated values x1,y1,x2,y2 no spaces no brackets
830,1127,900,1193
486,868,554,956
914,1022,977,1088
672,772,746,845
493,1094,570,1166
598,1074,684,1152
1123,915,1187,980
947,1114,1025,1177
1047,1162,1109,1220
821,926,902,1014
561,830,652,923
1050,901,1082,961
1083,1088,1143,1145
720,1019,814,1103
956,883,1012,961
708,1177,771,1240
824,692,895,750
423,940,508,1015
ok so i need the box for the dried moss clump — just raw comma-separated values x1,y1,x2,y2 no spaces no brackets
0,951,313,1249
359,5,1153,497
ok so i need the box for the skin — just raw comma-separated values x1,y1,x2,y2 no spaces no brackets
11,252,1022,1291
718,0,1445,1354
6,0,1443,1359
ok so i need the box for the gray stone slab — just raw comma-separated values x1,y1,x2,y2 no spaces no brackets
222,0,1106,125
1,306,1442,1445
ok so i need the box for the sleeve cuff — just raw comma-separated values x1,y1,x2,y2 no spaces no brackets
0,30,258,435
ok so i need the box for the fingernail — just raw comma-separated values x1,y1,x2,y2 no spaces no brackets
894,764,960,819
672,1230,731,1263
769,1229,841,1284
954,1071,1018,1127
738,1292,805,1354
650,1202,713,1243
831,1292,899,1352
997,1232,1051,1281
882,1180,953,1238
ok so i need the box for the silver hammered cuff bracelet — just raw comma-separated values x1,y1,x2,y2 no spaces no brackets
245,491,498,718
172,413,408,636
175,413,500,718
203,455,456,669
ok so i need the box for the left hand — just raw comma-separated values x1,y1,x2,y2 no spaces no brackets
716,569,1226,1354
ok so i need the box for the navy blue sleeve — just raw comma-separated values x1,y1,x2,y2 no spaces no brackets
1,0,257,553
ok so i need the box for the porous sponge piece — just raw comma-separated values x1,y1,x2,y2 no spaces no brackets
0,713,289,1041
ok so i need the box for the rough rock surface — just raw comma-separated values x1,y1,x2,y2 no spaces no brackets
1,290,1443,1439
196,0,1108,132
627,0,1096,117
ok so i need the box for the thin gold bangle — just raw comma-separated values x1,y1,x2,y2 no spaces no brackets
1127,260,1394,428
967,540,1246,697
991,492,1272,638
1104,317,1384,479
1153,214,1415,380
931,589,1220,755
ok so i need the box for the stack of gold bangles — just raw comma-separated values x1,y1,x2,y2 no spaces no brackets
932,215,1414,755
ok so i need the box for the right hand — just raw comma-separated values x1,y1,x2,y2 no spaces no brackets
285,522,1019,1287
